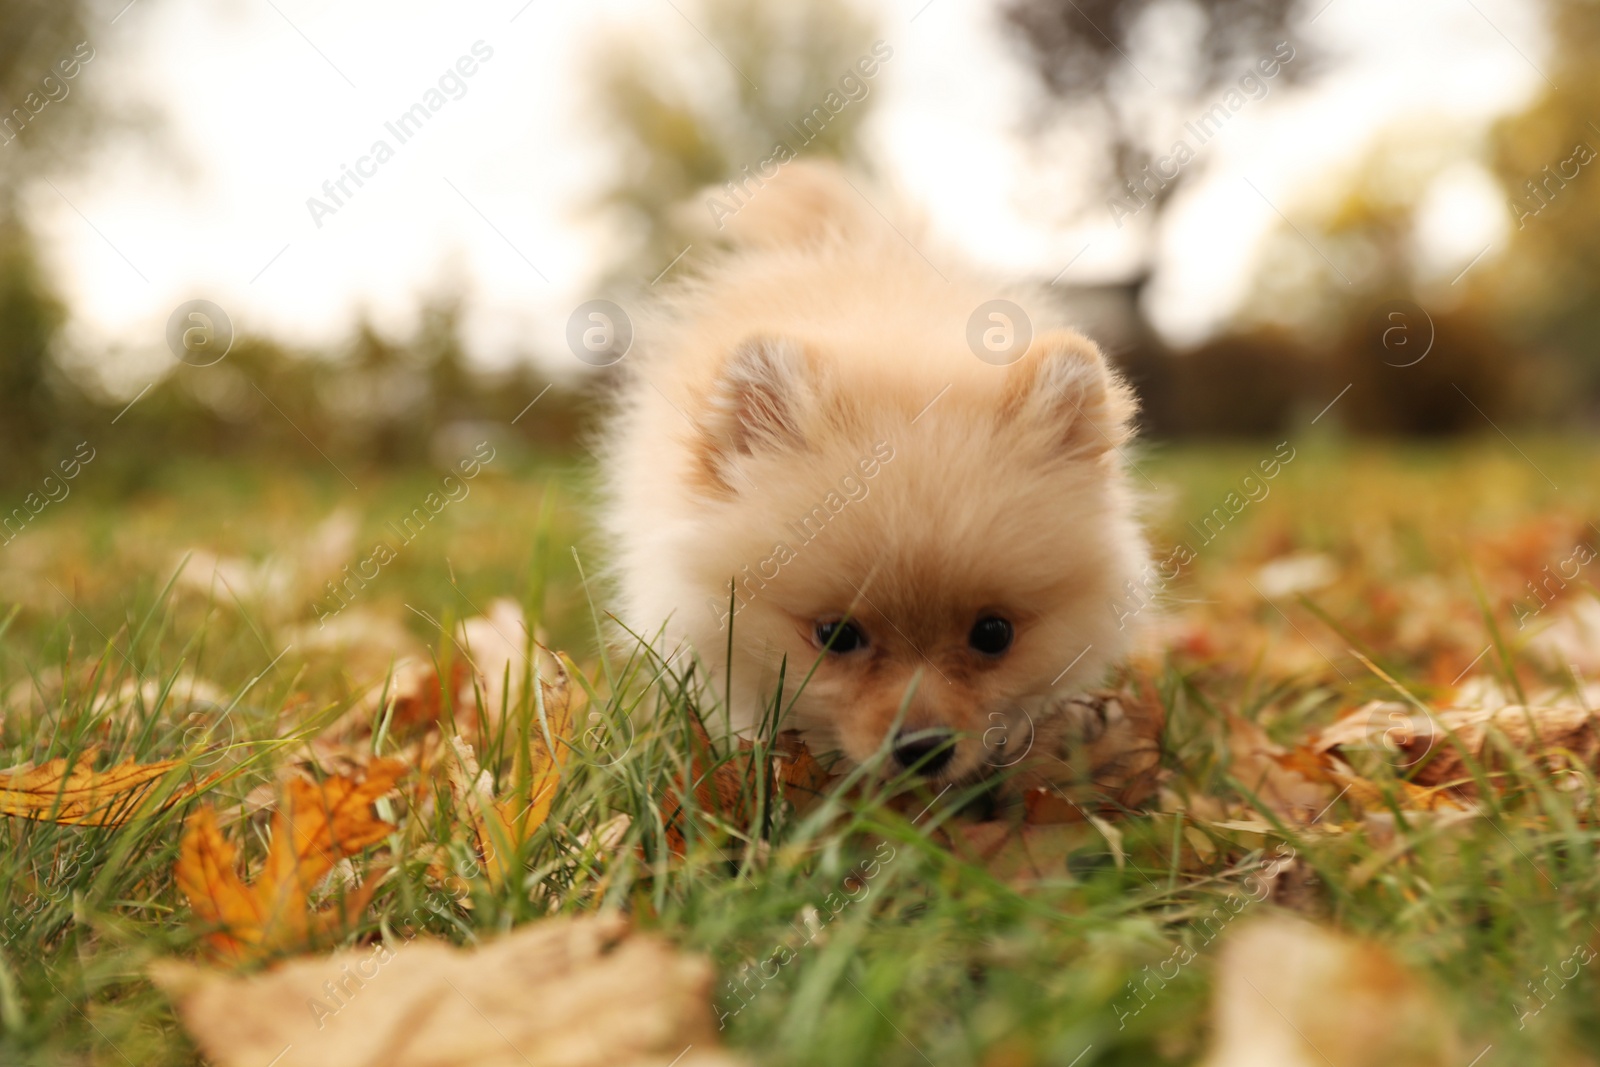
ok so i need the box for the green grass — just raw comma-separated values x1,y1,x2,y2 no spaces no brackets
2,439,1600,1065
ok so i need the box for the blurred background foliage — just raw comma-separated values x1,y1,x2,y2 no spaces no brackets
1,0,1597,491
585,0,879,286
1486,0,1600,405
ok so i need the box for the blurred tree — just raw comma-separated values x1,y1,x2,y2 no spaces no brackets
1002,0,1314,271
1485,0,1600,408
0,0,107,194
586,0,881,286
323,319,431,464
0,212,70,466
1229,123,1549,433
0,2,586,480
106,292,588,475
1242,125,1469,333
1001,0,1323,438
0,0,127,476
1226,0,1600,431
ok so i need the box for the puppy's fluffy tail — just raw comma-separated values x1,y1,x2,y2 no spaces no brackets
707,159,874,250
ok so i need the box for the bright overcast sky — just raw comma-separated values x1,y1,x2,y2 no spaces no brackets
29,0,1546,395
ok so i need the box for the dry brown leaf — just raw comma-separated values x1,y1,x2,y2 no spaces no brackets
175,758,407,962
151,912,746,1067
316,602,557,747
173,511,360,626
285,603,423,672
773,734,831,810
1318,700,1600,792
1202,915,1459,1067
946,687,1166,881
292,730,435,783
321,656,459,743
1221,714,1339,823
1182,710,1472,830
0,749,212,826
1008,683,1167,823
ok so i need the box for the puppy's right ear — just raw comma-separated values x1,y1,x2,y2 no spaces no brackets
695,336,813,493
1004,329,1136,460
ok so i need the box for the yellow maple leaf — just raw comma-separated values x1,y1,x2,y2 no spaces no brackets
0,749,211,826
175,758,407,963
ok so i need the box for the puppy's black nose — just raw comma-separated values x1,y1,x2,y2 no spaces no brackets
892,730,954,774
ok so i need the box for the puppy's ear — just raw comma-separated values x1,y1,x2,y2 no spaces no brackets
696,336,812,491
1004,329,1135,459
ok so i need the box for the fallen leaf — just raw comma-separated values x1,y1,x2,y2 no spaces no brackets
175,758,407,962
772,732,831,811
1528,598,1600,676
174,509,358,618
286,604,422,667
172,549,294,611
441,647,579,888
455,596,532,728
315,601,548,744
578,812,634,854
1009,682,1167,822
151,912,746,1067
1202,915,1460,1067
88,673,231,725
443,735,528,891
322,655,456,742
659,722,827,854
0,749,210,826
1254,552,1338,599
1318,700,1600,792
1220,715,1340,823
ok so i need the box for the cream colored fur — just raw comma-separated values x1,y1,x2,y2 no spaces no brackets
597,161,1148,781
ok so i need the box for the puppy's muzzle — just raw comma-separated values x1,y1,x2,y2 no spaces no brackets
892,728,955,775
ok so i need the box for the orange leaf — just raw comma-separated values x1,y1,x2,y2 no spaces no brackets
0,749,210,826
1021,787,1084,825
262,763,409,893
773,731,831,810
175,806,275,959
175,759,407,963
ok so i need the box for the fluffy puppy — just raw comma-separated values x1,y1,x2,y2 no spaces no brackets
598,162,1147,782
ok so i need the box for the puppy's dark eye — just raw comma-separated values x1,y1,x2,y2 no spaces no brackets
968,616,1013,656
815,619,867,654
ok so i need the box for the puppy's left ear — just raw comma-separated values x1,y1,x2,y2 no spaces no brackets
696,335,813,492
1005,329,1136,459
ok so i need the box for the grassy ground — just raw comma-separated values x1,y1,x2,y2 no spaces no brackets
2,437,1599,1065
